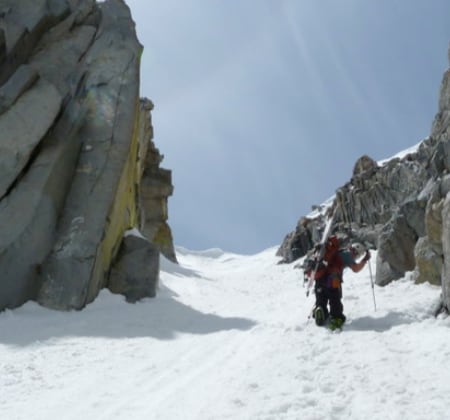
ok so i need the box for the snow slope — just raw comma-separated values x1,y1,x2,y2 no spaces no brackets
1,247,449,420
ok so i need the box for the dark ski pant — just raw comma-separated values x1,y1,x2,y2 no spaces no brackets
314,284,344,320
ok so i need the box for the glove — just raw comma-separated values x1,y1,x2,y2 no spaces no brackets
363,250,371,262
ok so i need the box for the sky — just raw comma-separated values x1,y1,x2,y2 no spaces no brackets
125,0,450,254
1,245,449,419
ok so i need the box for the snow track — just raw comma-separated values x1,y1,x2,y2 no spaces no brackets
1,247,449,419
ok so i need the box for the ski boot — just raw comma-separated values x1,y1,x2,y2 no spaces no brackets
328,317,345,331
314,306,326,326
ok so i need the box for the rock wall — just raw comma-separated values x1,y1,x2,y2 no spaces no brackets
0,0,175,310
278,45,450,312
277,143,434,266
138,99,177,263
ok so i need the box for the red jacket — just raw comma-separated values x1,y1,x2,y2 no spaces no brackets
315,250,355,289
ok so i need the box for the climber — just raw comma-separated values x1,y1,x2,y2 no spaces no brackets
312,241,371,330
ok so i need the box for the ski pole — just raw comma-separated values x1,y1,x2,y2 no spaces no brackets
367,259,377,312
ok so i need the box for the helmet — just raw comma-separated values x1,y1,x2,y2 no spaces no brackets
351,242,365,258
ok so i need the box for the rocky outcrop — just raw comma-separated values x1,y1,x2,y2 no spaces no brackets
277,213,323,263
277,146,432,265
442,192,450,309
337,149,431,229
414,236,442,286
278,46,450,312
0,0,175,310
108,232,159,303
375,206,418,286
138,99,177,263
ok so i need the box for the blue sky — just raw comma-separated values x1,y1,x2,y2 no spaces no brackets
126,0,450,254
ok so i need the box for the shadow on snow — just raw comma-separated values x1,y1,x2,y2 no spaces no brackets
345,311,422,332
0,288,257,346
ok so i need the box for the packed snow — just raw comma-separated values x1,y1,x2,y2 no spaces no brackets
1,246,449,420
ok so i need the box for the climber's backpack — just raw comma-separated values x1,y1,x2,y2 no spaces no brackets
323,235,340,263
303,235,341,281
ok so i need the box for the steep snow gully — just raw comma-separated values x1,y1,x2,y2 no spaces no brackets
1,246,450,420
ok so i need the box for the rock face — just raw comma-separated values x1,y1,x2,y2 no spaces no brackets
278,46,450,312
138,99,177,263
108,233,160,303
0,0,175,310
442,193,450,309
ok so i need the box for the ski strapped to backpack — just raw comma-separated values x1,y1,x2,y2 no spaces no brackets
304,207,337,297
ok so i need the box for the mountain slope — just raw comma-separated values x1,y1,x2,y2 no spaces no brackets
0,247,449,419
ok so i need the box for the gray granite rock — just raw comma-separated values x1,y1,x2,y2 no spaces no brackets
0,64,39,114
414,236,442,286
0,78,62,199
0,0,175,311
108,234,159,302
0,97,84,309
37,0,144,310
441,192,450,310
